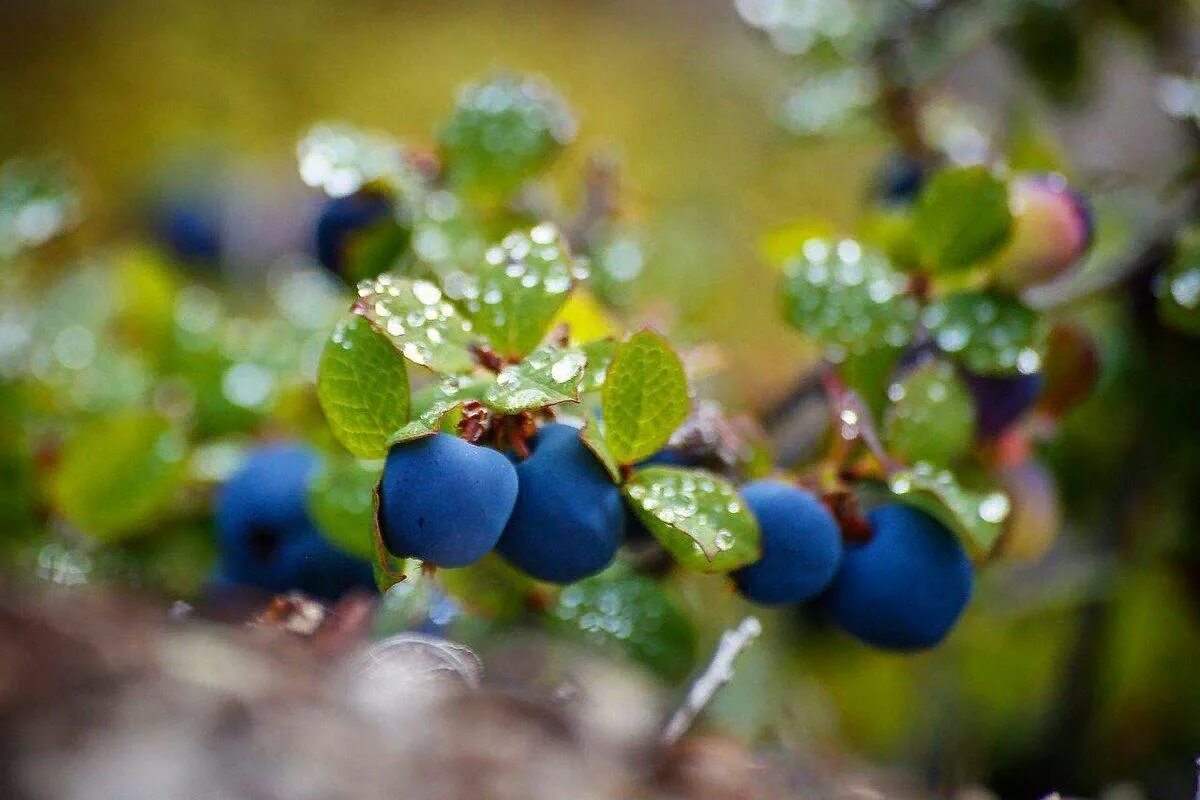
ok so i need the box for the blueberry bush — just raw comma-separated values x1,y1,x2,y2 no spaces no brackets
3,1,1200,796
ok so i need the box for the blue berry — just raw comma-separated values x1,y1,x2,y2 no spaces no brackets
819,504,973,650
152,195,222,264
496,424,624,583
314,189,401,278
379,433,518,568
873,153,928,207
732,481,842,605
964,370,1044,438
215,443,374,601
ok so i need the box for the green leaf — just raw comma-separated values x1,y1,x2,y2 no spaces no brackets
578,338,617,393
888,463,1010,552
913,166,1012,272
308,455,381,561
580,414,621,483
549,566,697,683
386,400,462,445
623,466,760,573
779,238,919,359
355,275,479,374
884,359,975,466
482,345,586,414
50,412,187,543
923,290,1046,375
317,315,410,459
297,123,424,200
451,225,578,359
601,329,690,465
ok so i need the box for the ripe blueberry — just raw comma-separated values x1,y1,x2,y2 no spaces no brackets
314,189,403,279
963,370,1044,438
496,423,624,583
819,503,973,650
152,194,222,265
993,174,1092,290
732,480,842,605
379,433,518,568
215,443,374,600
873,153,928,207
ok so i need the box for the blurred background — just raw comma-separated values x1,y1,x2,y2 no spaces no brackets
1,2,1199,799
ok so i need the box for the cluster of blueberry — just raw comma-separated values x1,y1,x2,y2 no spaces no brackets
213,425,973,651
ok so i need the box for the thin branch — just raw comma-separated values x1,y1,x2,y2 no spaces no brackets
661,616,762,745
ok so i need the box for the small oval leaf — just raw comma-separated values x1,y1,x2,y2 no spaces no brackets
482,344,586,414
354,275,479,374
317,315,410,459
913,166,1012,273
884,359,975,466
888,463,1009,553
451,224,579,359
923,290,1046,376
601,329,690,465
779,238,919,359
623,466,760,573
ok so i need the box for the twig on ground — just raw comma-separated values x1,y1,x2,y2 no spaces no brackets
662,616,763,746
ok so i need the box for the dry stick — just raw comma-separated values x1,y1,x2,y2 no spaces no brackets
661,616,763,745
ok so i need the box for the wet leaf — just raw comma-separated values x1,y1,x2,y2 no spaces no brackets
451,224,578,359
779,238,919,359
923,290,1046,376
549,565,697,683
623,466,760,573
483,344,585,414
317,315,410,459
884,359,975,466
578,338,617,393
602,329,690,465
297,123,423,200
887,463,1009,552
354,274,480,374
913,166,1012,272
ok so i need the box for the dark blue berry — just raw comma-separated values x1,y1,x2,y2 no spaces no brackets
314,190,398,277
873,154,928,207
732,481,842,605
819,503,973,650
496,424,624,583
215,443,374,601
379,433,518,568
964,370,1044,438
152,196,222,264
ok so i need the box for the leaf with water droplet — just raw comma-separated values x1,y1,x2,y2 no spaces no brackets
623,466,760,573
481,344,586,414
887,463,1008,552
580,413,621,483
50,411,187,543
297,123,423,200
355,274,480,374
578,338,616,393
913,166,1012,273
602,329,690,465
308,453,381,561
779,238,919,359
1157,224,1200,337
884,359,975,466
923,290,1046,376
548,565,697,683
454,224,579,360
317,315,410,459
386,398,464,445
